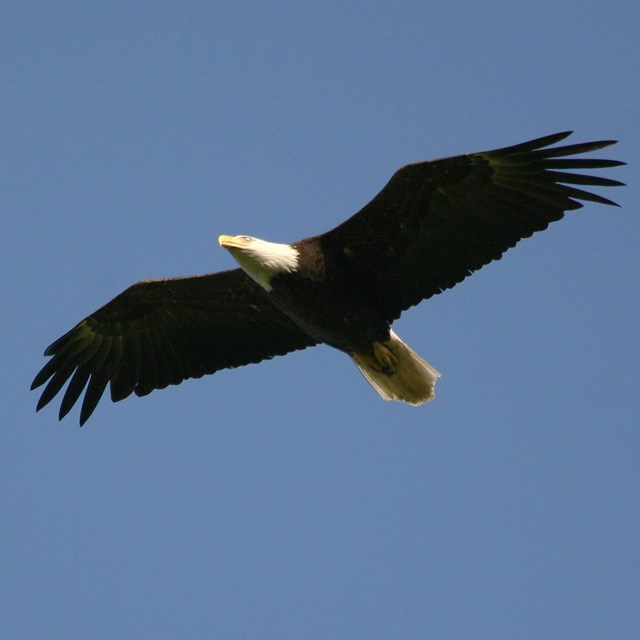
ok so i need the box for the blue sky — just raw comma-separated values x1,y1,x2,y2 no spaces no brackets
2,2,638,638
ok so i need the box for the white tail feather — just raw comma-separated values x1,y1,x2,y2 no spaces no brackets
351,330,441,405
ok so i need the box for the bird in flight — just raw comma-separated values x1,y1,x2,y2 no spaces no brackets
32,131,624,425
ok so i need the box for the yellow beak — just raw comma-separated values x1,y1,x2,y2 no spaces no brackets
218,235,247,249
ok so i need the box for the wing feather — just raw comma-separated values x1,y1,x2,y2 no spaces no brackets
32,269,317,424
322,132,624,319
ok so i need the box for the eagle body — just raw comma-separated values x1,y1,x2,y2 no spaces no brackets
269,238,389,353
31,132,625,425
220,234,438,405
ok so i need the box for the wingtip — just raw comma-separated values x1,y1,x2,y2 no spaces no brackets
58,402,73,422
584,139,620,151
79,403,93,426
35,394,50,413
543,131,573,144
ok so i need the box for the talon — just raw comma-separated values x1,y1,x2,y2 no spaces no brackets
373,342,397,375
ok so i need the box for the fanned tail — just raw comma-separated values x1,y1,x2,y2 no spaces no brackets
351,330,441,405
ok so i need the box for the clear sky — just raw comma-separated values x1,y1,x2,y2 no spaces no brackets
2,2,638,638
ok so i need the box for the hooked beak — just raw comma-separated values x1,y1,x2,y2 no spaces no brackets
218,235,248,249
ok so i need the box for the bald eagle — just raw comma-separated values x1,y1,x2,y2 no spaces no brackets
32,132,624,425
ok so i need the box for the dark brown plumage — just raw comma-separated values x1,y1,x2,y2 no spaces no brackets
32,272,317,425
32,131,624,424
320,132,623,320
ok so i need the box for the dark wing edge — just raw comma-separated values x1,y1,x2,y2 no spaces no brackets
321,131,625,319
32,269,318,425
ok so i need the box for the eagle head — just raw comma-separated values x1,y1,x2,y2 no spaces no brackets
218,235,299,291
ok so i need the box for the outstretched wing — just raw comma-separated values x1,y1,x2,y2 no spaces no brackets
32,269,317,425
321,132,625,320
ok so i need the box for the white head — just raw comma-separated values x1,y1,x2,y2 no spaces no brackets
218,235,299,291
